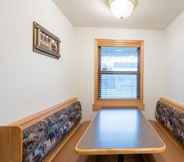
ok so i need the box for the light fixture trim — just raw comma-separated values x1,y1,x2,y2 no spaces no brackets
108,0,138,19
108,0,138,6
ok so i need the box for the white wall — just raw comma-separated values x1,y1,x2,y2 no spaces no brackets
1,0,183,124
165,11,184,102
0,0,78,124
74,27,167,120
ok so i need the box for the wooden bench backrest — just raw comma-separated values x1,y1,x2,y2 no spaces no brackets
0,97,79,162
160,96,184,113
156,97,184,146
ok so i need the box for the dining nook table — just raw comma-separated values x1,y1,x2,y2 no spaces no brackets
75,108,166,162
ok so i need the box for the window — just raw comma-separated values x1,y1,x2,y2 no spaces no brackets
100,47,139,99
94,39,144,110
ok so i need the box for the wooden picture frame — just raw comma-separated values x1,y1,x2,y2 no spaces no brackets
33,22,61,59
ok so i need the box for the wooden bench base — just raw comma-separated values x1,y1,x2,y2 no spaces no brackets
52,121,95,162
144,121,184,162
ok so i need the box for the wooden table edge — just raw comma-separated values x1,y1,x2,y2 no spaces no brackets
75,144,166,155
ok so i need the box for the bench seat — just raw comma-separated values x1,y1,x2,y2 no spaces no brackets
144,120,184,162
52,121,96,162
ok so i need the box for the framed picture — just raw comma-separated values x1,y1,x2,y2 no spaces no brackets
33,22,61,59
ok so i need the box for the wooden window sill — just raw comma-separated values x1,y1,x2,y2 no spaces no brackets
93,99,144,111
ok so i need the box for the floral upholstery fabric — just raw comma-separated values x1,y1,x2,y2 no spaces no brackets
155,100,184,145
23,101,82,162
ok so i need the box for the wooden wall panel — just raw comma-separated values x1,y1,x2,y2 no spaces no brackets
0,126,22,162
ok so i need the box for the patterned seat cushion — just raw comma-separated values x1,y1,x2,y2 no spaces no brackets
155,100,184,145
23,101,82,162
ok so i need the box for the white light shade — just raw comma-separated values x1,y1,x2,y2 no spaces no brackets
110,0,135,19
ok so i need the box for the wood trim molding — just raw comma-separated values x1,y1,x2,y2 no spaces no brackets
75,146,165,155
160,96,184,113
11,97,78,129
0,126,23,162
96,39,144,47
94,39,144,110
93,100,144,111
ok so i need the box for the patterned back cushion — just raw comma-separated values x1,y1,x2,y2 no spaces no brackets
23,101,82,162
155,100,184,145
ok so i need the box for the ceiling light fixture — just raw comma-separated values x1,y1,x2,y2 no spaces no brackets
108,0,138,19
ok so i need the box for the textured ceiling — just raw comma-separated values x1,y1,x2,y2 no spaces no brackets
54,0,184,29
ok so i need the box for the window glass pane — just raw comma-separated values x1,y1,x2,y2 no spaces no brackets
101,47,138,72
100,74,137,99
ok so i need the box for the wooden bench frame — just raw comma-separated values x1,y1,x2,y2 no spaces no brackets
0,97,82,162
159,96,184,147
144,96,184,162
160,96,184,113
158,96,184,147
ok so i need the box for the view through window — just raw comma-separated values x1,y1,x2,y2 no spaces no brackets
100,47,139,99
